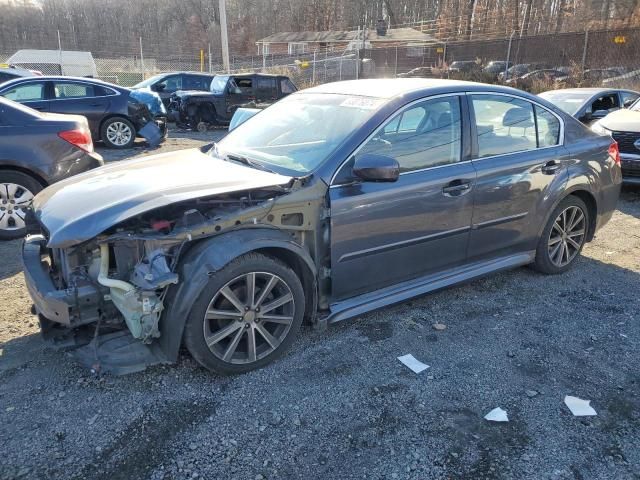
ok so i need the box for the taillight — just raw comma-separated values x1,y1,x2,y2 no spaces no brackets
608,141,621,165
58,128,94,153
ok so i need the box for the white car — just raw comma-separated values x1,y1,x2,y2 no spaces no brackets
592,99,640,184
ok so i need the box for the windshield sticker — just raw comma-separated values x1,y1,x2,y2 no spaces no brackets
340,97,384,110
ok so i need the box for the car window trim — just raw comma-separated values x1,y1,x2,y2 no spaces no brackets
51,80,120,100
0,79,49,102
466,91,565,162
329,92,468,187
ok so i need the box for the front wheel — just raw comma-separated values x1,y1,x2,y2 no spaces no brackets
183,253,305,375
533,196,589,274
101,117,135,149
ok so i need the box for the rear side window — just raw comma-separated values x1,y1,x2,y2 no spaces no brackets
280,78,296,94
471,95,536,157
257,77,277,95
183,75,211,90
53,82,95,99
3,82,45,102
535,106,560,147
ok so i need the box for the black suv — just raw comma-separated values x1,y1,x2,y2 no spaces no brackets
168,73,297,131
132,72,216,107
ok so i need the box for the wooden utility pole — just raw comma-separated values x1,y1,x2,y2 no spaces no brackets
219,0,230,73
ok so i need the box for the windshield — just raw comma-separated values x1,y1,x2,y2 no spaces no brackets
210,76,228,93
538,91,590,115
213,93,383,175
133,74,166,89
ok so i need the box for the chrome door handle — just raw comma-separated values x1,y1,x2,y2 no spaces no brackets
442,181,472,197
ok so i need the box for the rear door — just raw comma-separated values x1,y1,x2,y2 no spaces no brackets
1,80,50,112
49,81,110,136
329,94,476,300
466,93,568,261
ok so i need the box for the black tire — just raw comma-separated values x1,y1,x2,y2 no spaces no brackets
0,171,43,241
183,252,306,375
100,117,136,149
533,196,589,274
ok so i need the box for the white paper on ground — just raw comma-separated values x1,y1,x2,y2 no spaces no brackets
564,396,597,416
484,407,509,422
397,354,430,374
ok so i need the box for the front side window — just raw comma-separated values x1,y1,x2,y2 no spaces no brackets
358,96,462,173
161,75,182,92
471,95,536,157
621,91,639,108
3,82,45,102
231,78,253,94
590,93,620,113
53,82,95,99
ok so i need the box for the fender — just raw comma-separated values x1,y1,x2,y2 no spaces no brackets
157,228,318,362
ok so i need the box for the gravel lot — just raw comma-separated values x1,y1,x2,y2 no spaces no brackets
1,131,639,480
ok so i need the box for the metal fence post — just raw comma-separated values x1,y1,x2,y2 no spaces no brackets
339,55,343,80
505,30,515,80
394,45,398,76
581,29,590,75
208,43,212,72
312,50,316,84
139,37,145,79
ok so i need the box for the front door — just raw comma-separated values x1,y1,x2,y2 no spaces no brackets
466,93,568,261
1,80,50,112
329,94,476,301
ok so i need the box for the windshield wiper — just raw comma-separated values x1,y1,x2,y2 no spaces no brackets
226,153,276,174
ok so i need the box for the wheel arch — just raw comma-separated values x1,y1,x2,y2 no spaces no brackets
157,228,318,362
538,187,597,241
0,164,48,188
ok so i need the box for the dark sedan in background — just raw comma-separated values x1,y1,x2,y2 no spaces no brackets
0,65,36,84
539,88,640,124
22,79,621,375
0,76,167,148
0,97,102,239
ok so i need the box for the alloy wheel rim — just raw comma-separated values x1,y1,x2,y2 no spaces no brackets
203,272,295,364
548,205,586,267
0,183,33,231
106,121,132,146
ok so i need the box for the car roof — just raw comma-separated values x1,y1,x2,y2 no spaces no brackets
541,87,629,95
0,75,127,91
304,78,489,99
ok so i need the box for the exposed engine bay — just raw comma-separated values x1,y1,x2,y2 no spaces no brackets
30,179,328,374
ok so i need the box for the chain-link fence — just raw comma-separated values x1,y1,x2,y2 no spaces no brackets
3,26,640,91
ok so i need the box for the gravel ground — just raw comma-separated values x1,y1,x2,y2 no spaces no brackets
1,132,639,480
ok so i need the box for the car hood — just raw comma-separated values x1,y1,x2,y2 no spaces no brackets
32,148,293,248
599,109,640,132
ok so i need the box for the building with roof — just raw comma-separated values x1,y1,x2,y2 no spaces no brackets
256,24,436,55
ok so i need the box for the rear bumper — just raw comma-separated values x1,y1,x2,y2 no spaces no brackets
22,235,104,327
621,154,640,185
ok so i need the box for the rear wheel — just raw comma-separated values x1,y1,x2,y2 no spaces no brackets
533,196,589,274
0,171,43,240
183,253,305,375
101,117,135,149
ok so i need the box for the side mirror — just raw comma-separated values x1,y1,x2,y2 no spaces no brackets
353,154,399,182
592,109,609,119
153,83,166,92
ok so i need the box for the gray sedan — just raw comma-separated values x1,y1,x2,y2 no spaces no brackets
22,79,621,375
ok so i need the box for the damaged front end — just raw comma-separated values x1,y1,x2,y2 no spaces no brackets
23,174,325,374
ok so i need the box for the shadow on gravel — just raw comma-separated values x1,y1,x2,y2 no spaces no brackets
0,239,23,280
619,186,640,217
